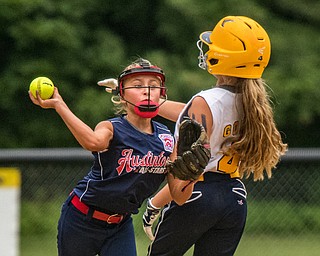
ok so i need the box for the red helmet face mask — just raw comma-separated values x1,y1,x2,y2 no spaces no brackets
116,59,167,118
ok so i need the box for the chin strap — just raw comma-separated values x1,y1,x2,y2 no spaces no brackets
125,95,167,118
134,101,159,118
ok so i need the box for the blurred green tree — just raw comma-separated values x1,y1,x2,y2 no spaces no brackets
0,0,319,148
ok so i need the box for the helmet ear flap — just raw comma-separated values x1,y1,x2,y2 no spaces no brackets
160,84,167,98
113,80,122,96
208,58,219,65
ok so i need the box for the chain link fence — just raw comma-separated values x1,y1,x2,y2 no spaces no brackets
1,148,319,256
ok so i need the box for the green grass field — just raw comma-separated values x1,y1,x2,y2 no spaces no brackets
235,234,320,256
20,199,320,255
21,232,320,256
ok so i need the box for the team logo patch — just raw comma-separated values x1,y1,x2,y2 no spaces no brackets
158,134,174,153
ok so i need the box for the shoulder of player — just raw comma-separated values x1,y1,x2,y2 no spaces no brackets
187,96,213,134
95,120,114,133
188,96,211,114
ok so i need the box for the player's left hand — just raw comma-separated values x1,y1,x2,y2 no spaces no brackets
142,198,161,241
167,118,211,181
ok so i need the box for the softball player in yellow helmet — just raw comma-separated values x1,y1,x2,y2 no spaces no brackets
143,16,287,256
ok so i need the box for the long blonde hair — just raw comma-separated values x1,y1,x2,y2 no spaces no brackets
227,78,287,181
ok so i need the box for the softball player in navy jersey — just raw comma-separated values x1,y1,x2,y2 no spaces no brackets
143,16,287,256
29,58,196,256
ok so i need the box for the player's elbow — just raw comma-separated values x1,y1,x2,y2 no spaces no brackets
168,177,194,205
81,139,108,152
173,198,187,206
171,190,192,206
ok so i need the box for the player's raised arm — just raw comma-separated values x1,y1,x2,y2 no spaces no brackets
158,99,186,122
29,85,113,151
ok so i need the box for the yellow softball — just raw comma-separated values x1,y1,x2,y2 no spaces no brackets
29,77,54,100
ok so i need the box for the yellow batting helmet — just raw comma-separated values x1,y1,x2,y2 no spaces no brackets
197,16,271,79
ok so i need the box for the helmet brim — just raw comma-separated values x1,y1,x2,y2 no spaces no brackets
118,68,165,83
200,31,212,44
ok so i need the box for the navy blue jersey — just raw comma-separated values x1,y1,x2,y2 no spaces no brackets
73,116,174,214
